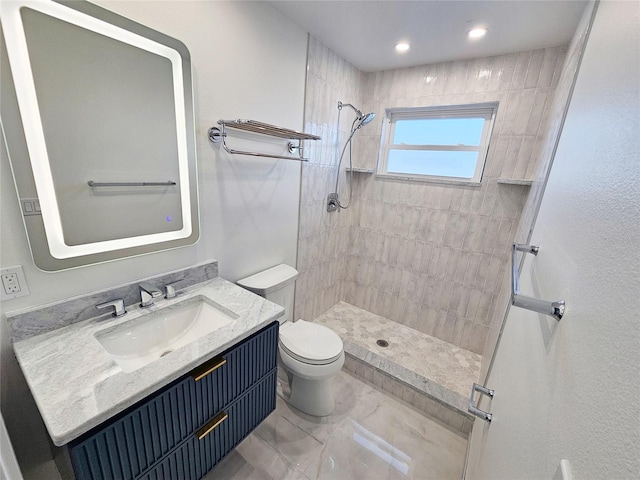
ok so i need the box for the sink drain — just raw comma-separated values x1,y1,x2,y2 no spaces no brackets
376,339,389,347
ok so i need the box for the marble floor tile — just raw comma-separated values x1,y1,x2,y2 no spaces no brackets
203,434,301,480
253,406,325,473
208,370,467,480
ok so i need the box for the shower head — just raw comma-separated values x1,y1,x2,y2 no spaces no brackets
356,112,376,129
338,101,375,130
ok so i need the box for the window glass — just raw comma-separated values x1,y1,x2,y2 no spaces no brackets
378,103,497,183
387,150,478,178
393,118,484,146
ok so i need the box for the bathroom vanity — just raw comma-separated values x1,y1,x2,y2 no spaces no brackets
69,322,278,479
6,262,283,479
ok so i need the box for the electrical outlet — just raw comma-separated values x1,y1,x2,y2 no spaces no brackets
2,273,20,293
0,266,29,300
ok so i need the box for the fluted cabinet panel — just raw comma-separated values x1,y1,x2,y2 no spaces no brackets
138,372,277,480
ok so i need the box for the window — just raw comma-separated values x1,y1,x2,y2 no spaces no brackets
378,103,497,183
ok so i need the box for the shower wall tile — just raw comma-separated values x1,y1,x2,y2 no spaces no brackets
295,37,364,322
298,34,580,358
341,45,566,354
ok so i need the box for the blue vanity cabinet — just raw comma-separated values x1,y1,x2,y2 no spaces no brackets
138,371,277,480
68,322,278,480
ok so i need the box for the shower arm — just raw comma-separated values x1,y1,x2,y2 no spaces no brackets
337,101,364,119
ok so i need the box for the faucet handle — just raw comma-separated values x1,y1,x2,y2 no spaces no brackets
164,282,181,299
96,299,127,317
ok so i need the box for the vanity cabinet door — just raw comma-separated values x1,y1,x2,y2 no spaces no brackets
191,321,278,428
69,376,196,479
68,322,278,480
138,370,277,480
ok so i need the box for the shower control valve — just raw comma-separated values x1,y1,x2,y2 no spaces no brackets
327,193,339,212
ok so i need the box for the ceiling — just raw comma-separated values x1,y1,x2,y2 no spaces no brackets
269,1,589,72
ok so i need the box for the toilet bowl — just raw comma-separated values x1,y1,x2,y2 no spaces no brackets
279,319,345,416
237,265,344,416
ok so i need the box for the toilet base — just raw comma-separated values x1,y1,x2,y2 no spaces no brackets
288,376,335,416
278,349,345,417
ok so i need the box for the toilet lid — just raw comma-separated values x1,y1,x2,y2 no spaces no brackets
279,320,343,365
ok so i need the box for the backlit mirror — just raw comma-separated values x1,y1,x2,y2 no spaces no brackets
0,0,199,271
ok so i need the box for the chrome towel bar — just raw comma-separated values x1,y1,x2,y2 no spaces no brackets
208,119,321,162
468,383,494,422
512,244,566,321
88,181,176,187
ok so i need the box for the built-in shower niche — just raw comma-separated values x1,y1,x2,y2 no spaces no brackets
0,0,199,271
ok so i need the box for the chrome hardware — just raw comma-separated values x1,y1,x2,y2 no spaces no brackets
208,119,321,162
287,142,303,155
468,383,494,422
164,282,180,299
88,181,176,187
512,244,566,321
139,282,163,307
96,299,127,317
327,193,339,212
208,127,223,143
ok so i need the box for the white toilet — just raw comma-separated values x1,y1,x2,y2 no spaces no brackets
237,264,344,416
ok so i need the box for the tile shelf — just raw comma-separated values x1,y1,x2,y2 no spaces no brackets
497,178,533,186
346,167,375,173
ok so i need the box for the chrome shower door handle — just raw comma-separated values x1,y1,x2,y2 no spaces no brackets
512,244,566,321
468,383,494,422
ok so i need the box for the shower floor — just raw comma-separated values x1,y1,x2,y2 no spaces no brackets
313,302,481,433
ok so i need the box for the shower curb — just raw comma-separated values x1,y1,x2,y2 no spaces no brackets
342,351,474,436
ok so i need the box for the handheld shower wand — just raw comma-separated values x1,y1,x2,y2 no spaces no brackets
329,101,376,211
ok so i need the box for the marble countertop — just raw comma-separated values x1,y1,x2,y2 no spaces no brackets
11,277,284,446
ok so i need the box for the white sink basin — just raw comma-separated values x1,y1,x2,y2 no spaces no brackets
94,296,238,372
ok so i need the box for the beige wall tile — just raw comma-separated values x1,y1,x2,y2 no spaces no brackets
298,38,567,355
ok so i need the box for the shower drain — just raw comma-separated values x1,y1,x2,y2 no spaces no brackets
376,339,389,347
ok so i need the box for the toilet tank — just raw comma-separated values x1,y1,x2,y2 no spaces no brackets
237,264,298,324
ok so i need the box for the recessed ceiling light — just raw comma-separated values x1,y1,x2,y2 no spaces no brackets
395,42,410,53
468,27,488,39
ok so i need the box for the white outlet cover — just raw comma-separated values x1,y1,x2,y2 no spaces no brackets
0,265,30,300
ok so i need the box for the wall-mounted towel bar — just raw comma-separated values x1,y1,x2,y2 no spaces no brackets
208,119,321,161
87,181,176,187
512,244,566,321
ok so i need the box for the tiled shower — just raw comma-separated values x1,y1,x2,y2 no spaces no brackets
296,36,567,355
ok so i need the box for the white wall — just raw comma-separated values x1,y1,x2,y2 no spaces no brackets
466,0,640,477
478,0,595,382
0,1,308,474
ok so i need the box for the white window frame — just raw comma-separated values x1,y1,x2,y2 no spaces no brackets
378,102,498,184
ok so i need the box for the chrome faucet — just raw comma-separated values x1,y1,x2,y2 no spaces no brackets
139,282,163,307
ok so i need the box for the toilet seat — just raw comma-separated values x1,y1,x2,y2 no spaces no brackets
279,320,343,365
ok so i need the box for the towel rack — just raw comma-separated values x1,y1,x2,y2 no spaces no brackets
512,244,566,320
208,119,321,161
87,181,176,187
